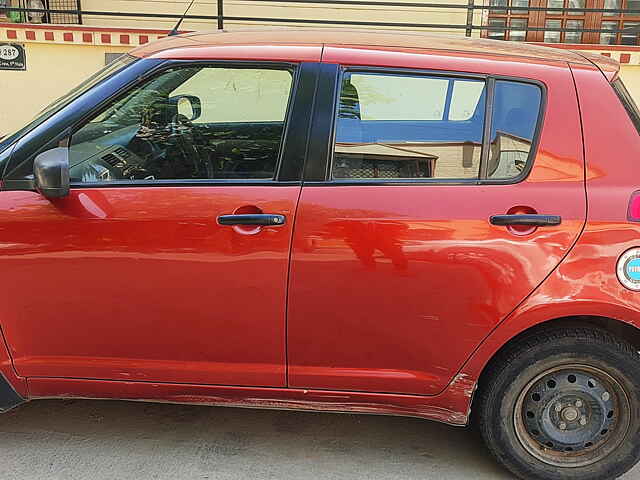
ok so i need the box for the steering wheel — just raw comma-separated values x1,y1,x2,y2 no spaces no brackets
169,113,203,178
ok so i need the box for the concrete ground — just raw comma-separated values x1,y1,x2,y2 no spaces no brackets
0,399,639,480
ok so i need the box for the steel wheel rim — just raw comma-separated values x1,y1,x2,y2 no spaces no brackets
514,363,631,468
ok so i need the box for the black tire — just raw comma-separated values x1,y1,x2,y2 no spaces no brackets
476,325,640,480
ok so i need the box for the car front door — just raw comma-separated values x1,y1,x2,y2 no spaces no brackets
287,55,587,395
0,61,317,387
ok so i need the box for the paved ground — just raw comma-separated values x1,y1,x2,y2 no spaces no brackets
0,399,638,480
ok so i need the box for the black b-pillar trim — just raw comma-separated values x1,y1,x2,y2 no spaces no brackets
303,63,341,182
0,374,25,413
277,62,321,182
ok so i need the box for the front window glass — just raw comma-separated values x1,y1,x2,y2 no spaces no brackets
0,55,136,155
331,72,486,180
68,66,294,183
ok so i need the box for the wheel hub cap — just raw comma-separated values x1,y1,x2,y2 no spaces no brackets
514,364,631,467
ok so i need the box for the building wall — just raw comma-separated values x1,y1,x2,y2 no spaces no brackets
78,0,476,35
0,41,128,136
1,20,640,136
621,66,640,100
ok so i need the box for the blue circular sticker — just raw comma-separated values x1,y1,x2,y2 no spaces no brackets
617,248,640,290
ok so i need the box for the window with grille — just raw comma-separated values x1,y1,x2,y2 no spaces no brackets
44,0,81,24
486,0,640,45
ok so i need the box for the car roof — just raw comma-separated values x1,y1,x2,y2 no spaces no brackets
131,28,606,68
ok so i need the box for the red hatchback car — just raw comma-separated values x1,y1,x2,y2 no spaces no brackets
1,29,640,479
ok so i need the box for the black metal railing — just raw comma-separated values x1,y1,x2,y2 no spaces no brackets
6,0,81,24
5,0,640,45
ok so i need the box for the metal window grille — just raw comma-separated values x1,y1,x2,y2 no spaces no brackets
6,0,640,45
44,0,81,24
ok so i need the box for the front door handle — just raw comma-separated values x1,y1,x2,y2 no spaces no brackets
218,214,286,226
490,214,562,227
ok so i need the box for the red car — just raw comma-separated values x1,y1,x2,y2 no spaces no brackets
1,29,640,479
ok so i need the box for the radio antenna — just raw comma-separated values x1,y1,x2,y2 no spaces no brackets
168,0,197,36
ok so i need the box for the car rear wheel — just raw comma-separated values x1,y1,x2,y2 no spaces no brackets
476,326,640,480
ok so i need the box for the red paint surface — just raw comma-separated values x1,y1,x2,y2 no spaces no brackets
44,32,54,41
0,187,301,387
454,63,640,394
25,31,35,41
2,36,639,426
82,33,92,43
287,47,585,395
27,377,469,424
63,32,73,42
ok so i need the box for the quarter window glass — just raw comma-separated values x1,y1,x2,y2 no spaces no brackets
69,66,293,183
332,72,486,180
488,80,542,180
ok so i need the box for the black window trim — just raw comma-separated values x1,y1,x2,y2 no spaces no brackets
304,65,547,187
5,59,319,190
612,78,640,136
68,60,301,188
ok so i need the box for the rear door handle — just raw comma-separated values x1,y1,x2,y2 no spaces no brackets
490,214,562,227
218,214,286,226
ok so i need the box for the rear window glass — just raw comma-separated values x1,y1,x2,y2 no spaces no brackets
333,72,486,181
613,79,640,135
331,71,542,182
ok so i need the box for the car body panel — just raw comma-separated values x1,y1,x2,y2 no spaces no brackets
131,29,590,66
0,31,634,427
139,44,323,63
0,187,299,386
26,376,472,425
449,62,640,398
286,47,586,395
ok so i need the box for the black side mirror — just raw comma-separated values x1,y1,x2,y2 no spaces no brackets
33,147,70,199
168,94,202,122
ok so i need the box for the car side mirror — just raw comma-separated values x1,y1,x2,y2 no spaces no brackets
33,147,70,199
168,94,202,122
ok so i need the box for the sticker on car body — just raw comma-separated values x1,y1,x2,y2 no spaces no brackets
617,248,640,291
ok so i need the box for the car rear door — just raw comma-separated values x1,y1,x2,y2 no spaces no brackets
0,59,319,387
287,50,586,395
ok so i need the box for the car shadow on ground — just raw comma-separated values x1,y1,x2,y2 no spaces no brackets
0,399,635,480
